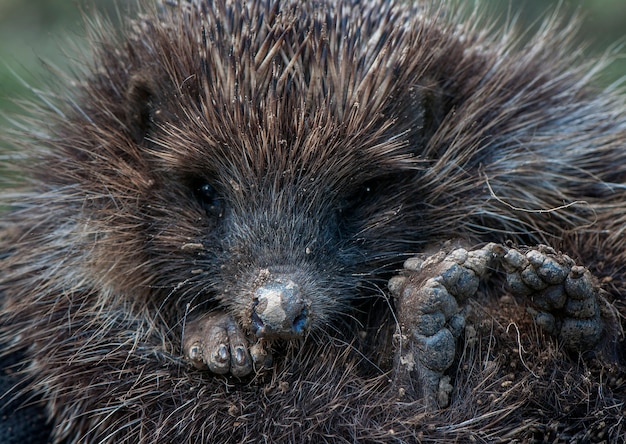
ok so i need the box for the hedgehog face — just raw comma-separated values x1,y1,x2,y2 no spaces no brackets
80,1,435,341
135,110,420,340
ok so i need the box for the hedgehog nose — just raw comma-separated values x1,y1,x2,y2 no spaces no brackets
252,279,308,338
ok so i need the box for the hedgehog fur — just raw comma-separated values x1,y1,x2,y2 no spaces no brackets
1,0,626,442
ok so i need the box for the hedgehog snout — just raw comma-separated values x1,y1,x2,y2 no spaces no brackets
251,279,309,338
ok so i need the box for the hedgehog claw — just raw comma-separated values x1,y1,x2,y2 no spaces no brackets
392,242,609,408
183,312,259,378
390,244,498,408
500,245,604,350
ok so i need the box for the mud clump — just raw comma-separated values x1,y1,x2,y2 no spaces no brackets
1,0,625,442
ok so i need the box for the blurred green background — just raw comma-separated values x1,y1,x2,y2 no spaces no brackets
0,0,625,121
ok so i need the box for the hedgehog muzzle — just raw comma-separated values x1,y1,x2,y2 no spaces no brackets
251,278,309,338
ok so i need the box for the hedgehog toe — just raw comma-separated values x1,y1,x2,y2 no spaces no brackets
183,312,254,377
500,245,605,350
390,245,497,408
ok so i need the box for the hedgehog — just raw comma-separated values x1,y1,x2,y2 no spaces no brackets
1,0,625,442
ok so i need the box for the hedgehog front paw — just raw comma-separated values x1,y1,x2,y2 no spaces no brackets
499,244,604,350
183,312,272,377
389,244,498,408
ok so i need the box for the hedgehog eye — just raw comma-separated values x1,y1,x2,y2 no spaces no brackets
195,183,223,217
